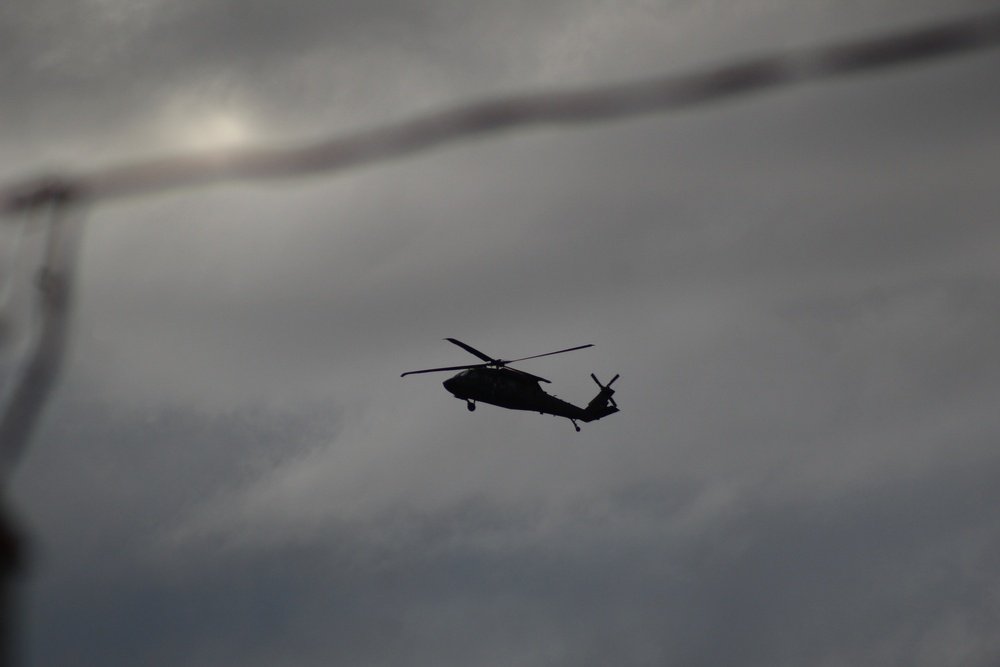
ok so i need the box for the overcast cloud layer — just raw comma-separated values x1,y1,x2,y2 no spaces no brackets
4,1,1000,666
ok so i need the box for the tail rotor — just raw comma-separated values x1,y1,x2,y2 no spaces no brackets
582,373,619,421
590,373,619,409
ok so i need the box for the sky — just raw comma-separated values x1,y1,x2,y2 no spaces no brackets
3,1,1000,665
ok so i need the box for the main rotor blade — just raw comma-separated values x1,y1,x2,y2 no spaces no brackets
444,338,495,363
507,343,593,364
509,368,552,384
401,363,487,377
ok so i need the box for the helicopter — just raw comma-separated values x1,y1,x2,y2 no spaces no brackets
401,338,619,431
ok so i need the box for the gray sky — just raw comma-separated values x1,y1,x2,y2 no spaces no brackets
4,1,1000,665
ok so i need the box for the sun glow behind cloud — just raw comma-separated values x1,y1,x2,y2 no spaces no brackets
169,111,256,150
150,84,261,152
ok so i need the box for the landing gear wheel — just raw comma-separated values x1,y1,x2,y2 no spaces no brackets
571,420,581,432
466,401,476,412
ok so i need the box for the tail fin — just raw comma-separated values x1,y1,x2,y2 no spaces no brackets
581,373,619,422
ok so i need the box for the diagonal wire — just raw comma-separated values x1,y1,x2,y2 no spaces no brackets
3,11,1000,214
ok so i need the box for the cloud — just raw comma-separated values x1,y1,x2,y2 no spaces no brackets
18,397,1000,666
5,1,1000,665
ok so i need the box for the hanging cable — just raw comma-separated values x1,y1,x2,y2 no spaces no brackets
0,185,84,480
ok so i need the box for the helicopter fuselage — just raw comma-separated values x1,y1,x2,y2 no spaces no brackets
442,367,609,424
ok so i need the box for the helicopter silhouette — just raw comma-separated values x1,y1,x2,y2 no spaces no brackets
402,338,619,431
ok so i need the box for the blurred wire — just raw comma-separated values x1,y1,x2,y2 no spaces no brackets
0,184,82,666
3,10,1000,213
0,190,83,479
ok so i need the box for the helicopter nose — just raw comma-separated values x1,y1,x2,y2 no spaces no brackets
443,376,459,395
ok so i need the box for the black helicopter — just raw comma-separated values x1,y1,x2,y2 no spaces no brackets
402,338,619,431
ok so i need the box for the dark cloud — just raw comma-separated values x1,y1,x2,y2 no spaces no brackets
17,399,1000,666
